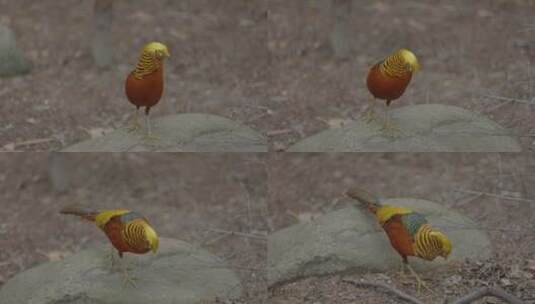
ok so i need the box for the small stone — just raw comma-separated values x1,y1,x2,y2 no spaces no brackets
500,278,512,286
444,274,463,287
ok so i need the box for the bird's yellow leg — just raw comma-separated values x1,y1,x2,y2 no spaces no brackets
406,263,435,295
381,105,403,138
119,257,138,288
106,247,118,271
143,113,159,141
399,262,406,279
127,108,141,133
363,96,377,123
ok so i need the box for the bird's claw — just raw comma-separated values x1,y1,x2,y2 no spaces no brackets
406,264,436,296
142,133,160,142
380,121,404,139
127,123,142,134
121,272,138,288
363,109,378,124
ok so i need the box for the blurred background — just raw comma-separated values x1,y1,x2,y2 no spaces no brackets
0,153,268,302
267,153,535,303
2,1,535,150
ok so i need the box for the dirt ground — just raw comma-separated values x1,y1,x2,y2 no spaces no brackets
266,153,535,303
2,1,535,151
0,154,269,303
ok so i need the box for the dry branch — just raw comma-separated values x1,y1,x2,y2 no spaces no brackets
206,228,266,240
342,279,526,304
341,279,426,304
454,189,535,204
452,287,525,304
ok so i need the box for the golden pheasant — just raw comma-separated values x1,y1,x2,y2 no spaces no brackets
60,205,159,286
365,48,420,136
345,188,451,293
125,41,170,138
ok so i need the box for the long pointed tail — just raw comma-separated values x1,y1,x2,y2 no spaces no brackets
344,188,381,213
60,204,99,222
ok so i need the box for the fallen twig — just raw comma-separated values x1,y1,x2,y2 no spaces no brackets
478,94,535,105
206,228,266,240
452,287,525,304
341,279,426,304
266,129,294,137
2,138,56,151
454,189,535,204
342,279,526,304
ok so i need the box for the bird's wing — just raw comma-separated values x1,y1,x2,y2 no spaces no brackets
375,205,413,225
94,209,130,228
400,212,428,238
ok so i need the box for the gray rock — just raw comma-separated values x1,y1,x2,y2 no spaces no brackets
0,24,31,77
289,104,521,152
267,199,492,287
0,238,242,304
63,113,267,152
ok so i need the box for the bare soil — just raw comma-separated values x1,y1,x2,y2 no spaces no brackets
266,153,535,303
2,1,535,151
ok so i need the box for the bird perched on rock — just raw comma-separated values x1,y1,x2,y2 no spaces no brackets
366,48,420,137
345,188,451,294
60,205,159,286
125,41,170,138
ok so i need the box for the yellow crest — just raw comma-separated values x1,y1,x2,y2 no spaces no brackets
141,42,170,59
396,48,420,73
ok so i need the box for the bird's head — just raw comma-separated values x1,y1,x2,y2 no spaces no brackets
430,230,452,259
143,223,159,253
142,42,170,61
397,48,420,73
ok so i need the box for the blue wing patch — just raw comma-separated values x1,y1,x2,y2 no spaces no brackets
401,212,427,236
118,211,144,223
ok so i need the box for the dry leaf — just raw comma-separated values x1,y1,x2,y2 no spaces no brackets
86,128,113,138
44,251,70,262
2,143,15,151
26,118,37,124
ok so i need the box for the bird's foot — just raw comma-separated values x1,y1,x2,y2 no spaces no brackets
363,108,378,124
407,264,436,296
126,120,142,134
106,248,118,271
142,133,160,142
121,270,138,288
120,261,137,287
380,121,404,139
